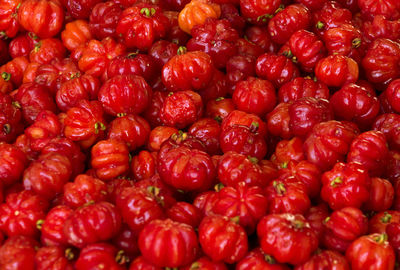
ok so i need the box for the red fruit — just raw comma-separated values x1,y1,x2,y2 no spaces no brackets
162,50,214,92
23,153,72,200
362,38,400,89
18,0,64,38
222,110,268,138
239,0,281,24
315,55,359,88
181,256,228,270
147,126,179,152
166,201,202,228
368,211,400,234
373,113,400,151
164,10,190,45
386,150,400,182
139,219,198,267
220,124,267,160
143,91,169,128
287,30,326,72
91,139,130,181
244,25,277,53
116,187,166,232
106,178,135,205
330,83,380,129
63,174,108,209
14,82,57,124
35,246,74,270
213,182,268,233
2,56,29,87
295,250,350,270
64,201,122,248
134,175,177,209
321,162,370,210
346,233,395,270
29,38,66,65
236,248,290,270
364,177,394,212
24,110,61,152
0,236,38,270
265,176,311,215
0,0,22,39
303,120,359,171
132,151,156,181
199,215,248,263
226,55,256,94
108,114,150,152
0,190,48,238
99,75,152,117
8,33,37,59
158,145,215,192
347,131,389,177
116,4,169,50
113,225,139,259
205,97,235,122
0,93,23,142
89,1,122,40
218,152,275,187
322,207,368,252
266,102,292,139
149,40,179,72
193,191,219,217
312,1,352,37
40,205,73,246
304,204,330,241
187,18,238,69
74,38,126,78
0,143,27,187
386,223,400,257
271,137,305,168
358,0,400,20
256,53,300,88
362,15,400,44
129,256,161,270
61,20,92,52
188,118,221,156
289,97,333,138
268,4,311,45
160,90,203,129
64,0,102,19
257,213,318,265
75,243,127,270
233,77,276,117
64,100,107,148
385,79,400,114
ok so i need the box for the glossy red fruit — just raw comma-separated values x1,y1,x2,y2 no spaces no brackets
0,0,22,39
64,100,107,149
364,177,394,212
64,0,102,19
23,153,72,200
236,247,290,270
199,215,248,263
18,0,64,38
330,83,379,129
0,143,27,187
321,162,370,210
182,256,228,270
166,201,201,228
271,137,305,168
213,182,268,233
29,38,66,65
2,56,29,87
265,176,311,215
288,30,326,72
162,50,214,92
35,246,74,270
268,4,311,45
218,152,275,188
0,93,23,142
99,75,151,117
63,174,108,209
239,0,281,24
0,190,48,238
8,33,38,59
187,18,238,69
315,55,359,88
24,110,61,152
373,113,400,151
256,53,300,88
160,90,203,129
113,225,139,260
295,250,350,270
75,243,127,270
222,110,268,138
303,120,359,171
346,233,395,270
116,187,166,233
233,77,276,117
64,201,122,248
266,102,292,139
188,118,221,156
304,203,330,241
385,79,400,114
244,25,277,53
74,37,126,78
61,20,92,52
362,15,400,44
132,151,156,181
139,219,198,267
362,38,400,89
40,205,73,246
129,256,161,270
358,0,400,20
89,1,122,40
257,213,318,265
369,211,400,234
0,236,38,270
220,123,267,160
322,207,368,253
289,97,333,138
347,131,389,177
205,97,235,122
14,82,57,124
116,4,169,50
91,139,130,181
147,126,179,152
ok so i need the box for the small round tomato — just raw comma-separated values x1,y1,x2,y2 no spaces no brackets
139,219,198,268
257,213,318,265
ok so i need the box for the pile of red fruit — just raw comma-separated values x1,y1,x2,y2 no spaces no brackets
1,0,400,268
